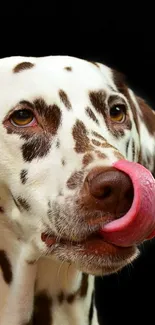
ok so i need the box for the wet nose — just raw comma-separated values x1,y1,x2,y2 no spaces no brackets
86,168,134,218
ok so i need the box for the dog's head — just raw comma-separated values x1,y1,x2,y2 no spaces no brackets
0,56,155,275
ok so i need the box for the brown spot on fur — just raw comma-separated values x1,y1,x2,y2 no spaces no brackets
20,169,28,184
66,274,88,303
92,139,101,147
89,61,100,68
86,107,99,125
89,90,106,117
79,273,88,297
114,150,124,160
67,171,84,189
13,62,34,73
59,89,72,110
67,293,75,303
17,197,30,211
137,97,155,135
92,131,105,141
61,159,66,166
82,153,94,166
132,140,136,161
56,139,60,148
34,99,62,135
95,150,107,159
101,142,114,149
64,66,72,71
72,120,93,153
22,136,51,162
126,139,130,157
0,250,12,284
30,291,52,325
58,292,64,304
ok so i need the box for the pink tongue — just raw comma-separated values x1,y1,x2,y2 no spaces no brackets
100,160,155,247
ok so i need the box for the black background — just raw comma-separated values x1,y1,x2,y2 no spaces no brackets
1,8,155,324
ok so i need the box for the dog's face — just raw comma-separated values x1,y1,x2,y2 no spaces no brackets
0,56,152,275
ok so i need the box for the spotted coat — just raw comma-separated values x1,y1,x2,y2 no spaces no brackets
0,56,155,325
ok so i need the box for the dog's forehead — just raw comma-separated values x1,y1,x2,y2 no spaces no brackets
0,56,117,117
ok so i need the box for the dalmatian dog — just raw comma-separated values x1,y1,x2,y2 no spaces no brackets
0,55,155,325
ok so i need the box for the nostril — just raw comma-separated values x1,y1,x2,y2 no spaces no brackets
87,170,117,199
102,186,112,199
87,173,113,199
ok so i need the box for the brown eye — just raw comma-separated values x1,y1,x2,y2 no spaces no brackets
10,109,35,127
110,104,126,122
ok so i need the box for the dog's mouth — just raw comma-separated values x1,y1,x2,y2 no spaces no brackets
41,229,137,276
41,231,106,249
41,231,134,256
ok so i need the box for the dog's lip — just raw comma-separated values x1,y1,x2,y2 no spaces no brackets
41,232,58,246
41,231,134,256
41,232,103,246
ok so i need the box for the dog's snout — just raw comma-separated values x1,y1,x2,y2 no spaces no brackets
85,168,134,219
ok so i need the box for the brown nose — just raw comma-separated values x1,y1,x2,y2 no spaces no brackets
86,168,134,219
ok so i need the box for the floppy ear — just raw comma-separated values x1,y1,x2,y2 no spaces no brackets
111,68,155,175
134,95,155,176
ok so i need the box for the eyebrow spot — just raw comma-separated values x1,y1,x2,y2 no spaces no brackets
89,90,106,116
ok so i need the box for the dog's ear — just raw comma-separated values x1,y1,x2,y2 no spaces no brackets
134,96,155,175
112,68,155,175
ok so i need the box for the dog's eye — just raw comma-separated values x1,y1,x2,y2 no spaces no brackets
10,109,35,127
109,104,126,122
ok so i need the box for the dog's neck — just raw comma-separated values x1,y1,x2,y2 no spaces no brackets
0,224,98,325
34,258,96,325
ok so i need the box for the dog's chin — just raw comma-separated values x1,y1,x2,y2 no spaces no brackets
41,233,139,276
